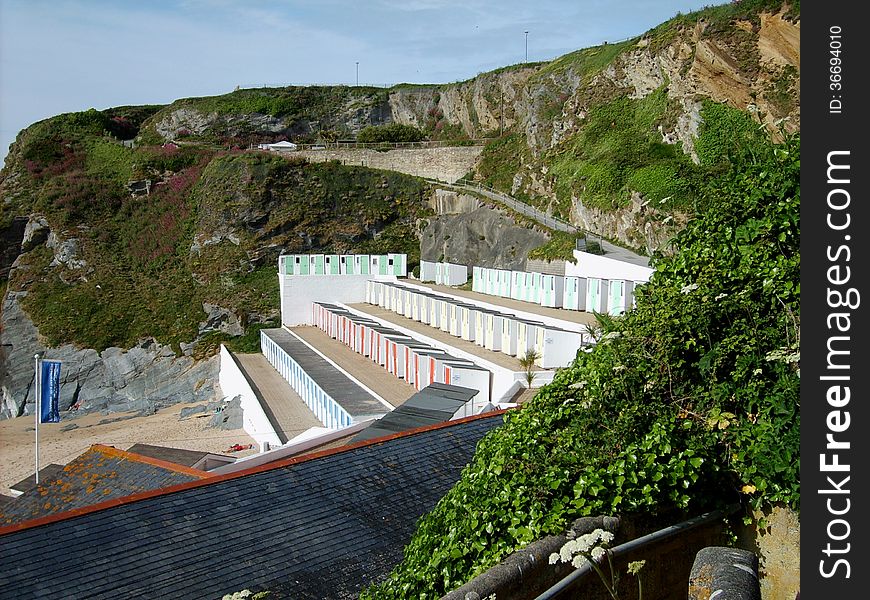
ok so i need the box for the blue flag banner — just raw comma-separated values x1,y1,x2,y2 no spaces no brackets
39,360,62,423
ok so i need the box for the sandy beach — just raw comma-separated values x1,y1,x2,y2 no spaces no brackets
0,399,259,495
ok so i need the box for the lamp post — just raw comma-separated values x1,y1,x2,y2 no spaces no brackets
356,61,359,86
524,31,529,62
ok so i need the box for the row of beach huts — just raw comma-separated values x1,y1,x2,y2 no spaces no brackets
312,302,492,406
471,265,641,315
280,253,408,277
418,258,649,316
364,280,591,369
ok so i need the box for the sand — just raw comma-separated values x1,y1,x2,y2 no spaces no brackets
0,400,258,495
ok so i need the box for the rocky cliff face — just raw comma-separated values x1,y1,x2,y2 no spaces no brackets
420,191,550,270
385,5,800,251
145,87,392,143
0,291,217,420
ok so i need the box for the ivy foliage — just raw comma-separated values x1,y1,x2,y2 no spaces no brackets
360,134,800,599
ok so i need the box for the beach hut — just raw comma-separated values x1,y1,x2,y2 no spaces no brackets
517,319,545,356
510,271,524,300
339,255,355,274
471,266,486,294
435,262,468,286
485,266,495,293
420,260,438,283
418,294,431,325
562,276,587,311
354,254,370,275
585,277,607,314
325,254,341,275
480,312,502,352
365,280,377,305
440,300,452,333
387,253,407,277
500,317,519,357
441,361,491,406
459,305,478,342
526,272,543,304
497,269,512,297
606,279,636,315
309,254,326,275
410,292,421,321
540,274,565,308
535,326,584,368
427,296,442,328
474,309,489,347
402,288,414,319
448,303,462,337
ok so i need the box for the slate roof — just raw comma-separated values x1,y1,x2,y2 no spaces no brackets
262,327,388,420
351,382,479,442
0,444,208,526
0,411,506,600
9,464,66,494
125,443,213,468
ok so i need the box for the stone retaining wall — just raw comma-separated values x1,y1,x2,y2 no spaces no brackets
293,146,483,183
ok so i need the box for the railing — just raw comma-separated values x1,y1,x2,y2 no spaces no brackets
284,139,493,151
449,179,578,234
532,504,741,600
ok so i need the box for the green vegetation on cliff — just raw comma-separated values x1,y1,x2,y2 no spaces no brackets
5,111,431,354
361,134,800,599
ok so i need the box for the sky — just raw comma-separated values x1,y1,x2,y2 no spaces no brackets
0,0,718,168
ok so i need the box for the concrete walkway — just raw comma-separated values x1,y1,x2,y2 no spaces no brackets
289,326,417,409
234,353,322,444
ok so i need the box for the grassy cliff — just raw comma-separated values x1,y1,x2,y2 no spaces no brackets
1,109,431,354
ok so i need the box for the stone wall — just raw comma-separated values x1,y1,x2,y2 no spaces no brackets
440,514,728,600
525,258,568,276
293,146,483,183
736,504,800,600
428,189,482,214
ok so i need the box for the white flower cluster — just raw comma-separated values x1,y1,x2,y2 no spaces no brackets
549,528,615,569
680,283,699,294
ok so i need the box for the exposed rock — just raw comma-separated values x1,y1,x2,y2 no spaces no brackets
209,395,243,430
179,404,209,419
190,228,242,255
46,232,87,270
384,7,800,251
571,191,688,255
0,216,28,280
200,303,244,337
427,189,482,215
153,107,222,139
420,205,550,270
0,290,218,421
20,215,50,252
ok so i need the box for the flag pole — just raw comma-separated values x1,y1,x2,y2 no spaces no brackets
34,353,40,485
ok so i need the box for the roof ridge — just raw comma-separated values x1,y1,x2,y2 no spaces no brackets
0,409,509,537
90,444,211,479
